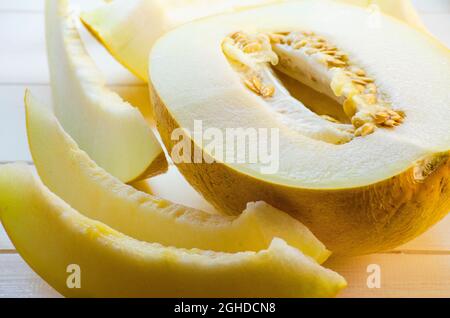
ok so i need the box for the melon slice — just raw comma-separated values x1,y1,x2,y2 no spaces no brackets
0,164,347,298
46,0,167,183
149,1,450,255
80,0,424,81
25,90,331,262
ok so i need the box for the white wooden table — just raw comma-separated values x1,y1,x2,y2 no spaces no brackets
1,0,450,298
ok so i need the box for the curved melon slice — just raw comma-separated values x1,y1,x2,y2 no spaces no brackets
80,0,424,81
46,0,167,183
149,1,450,255
0,164,347,298
25,90,331,263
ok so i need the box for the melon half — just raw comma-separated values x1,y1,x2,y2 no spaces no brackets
149,0,450,255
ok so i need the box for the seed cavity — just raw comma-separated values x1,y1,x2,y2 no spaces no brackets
223,31,355,145
223,33,277,99
222,30,405,144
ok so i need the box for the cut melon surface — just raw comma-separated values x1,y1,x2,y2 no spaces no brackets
81,0,424,81
149,0,450,255
25,90,331,262
46,0,167,183
0,164,347,297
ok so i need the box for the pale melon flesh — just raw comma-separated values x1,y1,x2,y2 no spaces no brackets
46,0,167,183
149,1,450,255
81,0,425,81
25,90,331,262
0,164,347,297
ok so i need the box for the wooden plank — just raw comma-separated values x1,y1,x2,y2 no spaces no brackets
0,224,13,251
395,214,450,253
0,252,448,298
0,0,44,12
0,254,60,298
0,9,140,86
0,11,48,84
328,254,450,298
0,85,50,162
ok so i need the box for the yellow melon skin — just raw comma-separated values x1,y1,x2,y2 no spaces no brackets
0,164,347,298
151,84,450,256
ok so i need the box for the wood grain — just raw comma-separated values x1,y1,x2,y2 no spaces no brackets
0,254,59,298
0,7,141,86
394,215,450,253
0,224,13,251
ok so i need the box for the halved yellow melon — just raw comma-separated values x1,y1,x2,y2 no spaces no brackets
46,0,167,182
0,164,347,297
81,0,424,81
149,1,450,255
25,90,331,262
